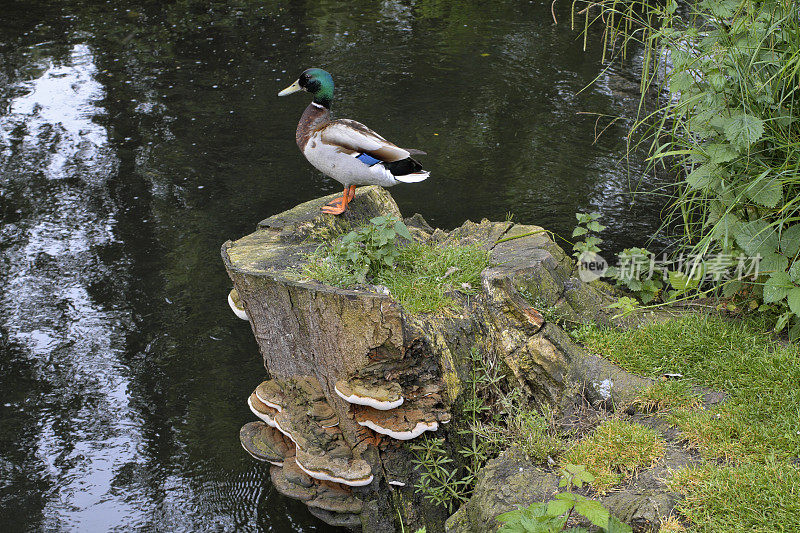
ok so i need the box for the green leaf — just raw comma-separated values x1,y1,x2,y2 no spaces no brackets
572,227,588,237
498,503,547,523
745,176,782,208
498,507,523,521
723,113,765,149
686,163,717,189
707,70,728,92
669,70,695,93
565,464,594,484
790,261,800,283
775,311,791,333
763,272,793,303
735,220,778,256
546,498,573,517
704,143,739,164
606,515,633,533
573,499,610,527
779,225,800,257
669,271,700,292
788,288,800,315
700,0,740,18
789,320,800,342
759,253,788,274
584,236,602,247
586,221,606,232
394,219,412,240
711,212,742,243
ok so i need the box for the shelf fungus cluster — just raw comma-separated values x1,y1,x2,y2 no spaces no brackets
239,376,369,528
227,288,248,320
335,354,451,441
238,346,451,528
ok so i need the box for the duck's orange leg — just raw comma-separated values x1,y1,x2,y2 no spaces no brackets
322,187,351,215
347,185,356,202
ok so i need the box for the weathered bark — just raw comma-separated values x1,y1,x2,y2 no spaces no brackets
222,187,407,447
221,187,656,532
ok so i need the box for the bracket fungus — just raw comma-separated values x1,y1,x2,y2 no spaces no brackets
270,456,317,501
335,350,450,441
271,453,367,514
308,507,362,529
334,377,404,411
250,377,373,487
241,376,372,528
354,393,450,440
254,379,284,412
247,393,279,427
239,421,293,466
227,288,248,320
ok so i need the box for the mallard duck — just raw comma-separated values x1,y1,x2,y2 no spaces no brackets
278,68,429,215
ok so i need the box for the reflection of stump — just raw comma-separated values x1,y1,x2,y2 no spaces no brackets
221,186,655,532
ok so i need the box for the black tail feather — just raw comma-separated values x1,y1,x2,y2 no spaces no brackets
383,156,424,176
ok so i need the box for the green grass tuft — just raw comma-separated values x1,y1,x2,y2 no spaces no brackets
562,419,665,493
670,461,800,533
632,380,703,414
474,391,563,464
303,240,490,314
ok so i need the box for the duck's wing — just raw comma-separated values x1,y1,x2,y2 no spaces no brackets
320,119,417,163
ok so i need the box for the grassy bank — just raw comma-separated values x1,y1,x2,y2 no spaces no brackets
573,314,800,531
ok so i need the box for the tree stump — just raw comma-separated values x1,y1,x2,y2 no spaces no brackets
221,186,656,532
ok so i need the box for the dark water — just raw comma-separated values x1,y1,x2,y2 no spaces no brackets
0,1,662,531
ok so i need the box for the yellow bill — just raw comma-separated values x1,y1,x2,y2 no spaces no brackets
278,79,303,96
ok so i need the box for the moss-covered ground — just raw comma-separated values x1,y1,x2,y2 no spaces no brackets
572,315,800,532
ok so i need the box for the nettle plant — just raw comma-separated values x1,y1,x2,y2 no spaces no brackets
572,213,605,259
334,215,412,283
574,0,800,338
497,464,631,533
572,216,697,309
653,0,800,339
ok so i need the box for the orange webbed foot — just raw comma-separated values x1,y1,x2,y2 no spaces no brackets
321,204,347,215
325,198,345,208
321,188,351,215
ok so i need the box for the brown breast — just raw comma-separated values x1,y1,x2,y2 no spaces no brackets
296,104,330,151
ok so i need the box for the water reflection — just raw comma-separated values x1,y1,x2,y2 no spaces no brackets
0,42,135,530
1,1,667,531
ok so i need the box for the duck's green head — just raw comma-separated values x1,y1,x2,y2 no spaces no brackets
278,68,334,108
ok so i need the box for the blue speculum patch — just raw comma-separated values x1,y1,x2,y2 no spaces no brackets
356,153,381,166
